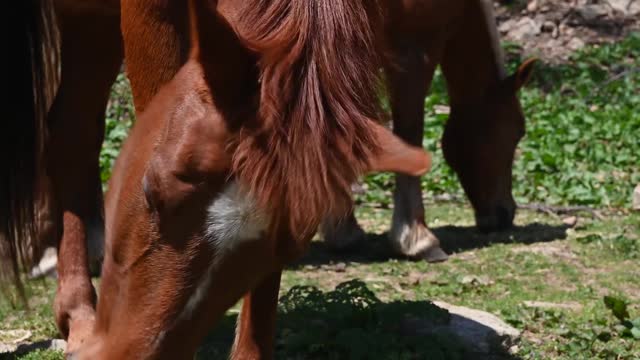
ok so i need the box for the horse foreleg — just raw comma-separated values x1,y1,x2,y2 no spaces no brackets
231,270,282,360
384,43,447,262
46,9,123,353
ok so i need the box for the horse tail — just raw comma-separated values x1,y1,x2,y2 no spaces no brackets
1,0,59,295
233,0,384,238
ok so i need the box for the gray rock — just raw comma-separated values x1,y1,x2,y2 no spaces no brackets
633,184,640,210
508,17,541,41
405,301,521,354
576,4,609,21
434,302,520,353
498,18,517,34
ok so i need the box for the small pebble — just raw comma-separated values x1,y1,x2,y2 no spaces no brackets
562,216,578,227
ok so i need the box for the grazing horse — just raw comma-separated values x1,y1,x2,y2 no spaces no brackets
81,0,430,358
6,0,429,357
322,0,536,261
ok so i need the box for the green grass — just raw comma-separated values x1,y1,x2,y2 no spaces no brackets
100,72,134,189
2,206,639,359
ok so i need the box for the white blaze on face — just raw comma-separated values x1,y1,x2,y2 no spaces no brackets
172,182,268,325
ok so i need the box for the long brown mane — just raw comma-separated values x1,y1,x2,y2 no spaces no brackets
232,0,384,238
1,0,59,293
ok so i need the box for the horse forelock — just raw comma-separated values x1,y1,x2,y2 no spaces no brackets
231,0,384,238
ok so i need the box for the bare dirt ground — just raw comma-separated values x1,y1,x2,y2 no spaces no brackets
495,0,639,62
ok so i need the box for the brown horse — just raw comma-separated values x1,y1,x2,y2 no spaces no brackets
80,0,430,358
5,0,429,357
322,0,536,262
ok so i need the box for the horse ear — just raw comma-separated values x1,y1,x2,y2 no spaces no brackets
510,57,538,91
365,121,432,176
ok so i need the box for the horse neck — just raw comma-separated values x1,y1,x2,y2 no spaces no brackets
440,0,506,106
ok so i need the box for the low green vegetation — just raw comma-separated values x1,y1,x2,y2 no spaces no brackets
100,72,134,188
3,206,638,359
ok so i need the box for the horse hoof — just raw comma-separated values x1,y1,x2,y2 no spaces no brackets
390,221,448,262
420,246,448,263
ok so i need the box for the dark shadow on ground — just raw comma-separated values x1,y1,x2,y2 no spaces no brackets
434,222,569,255
4,292,524,360
294,223,568,267
196,280,523,360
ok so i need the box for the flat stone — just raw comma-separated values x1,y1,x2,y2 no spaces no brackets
562,216,578,227
576,4,609,21
507,17,541,41
425,301,521,354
